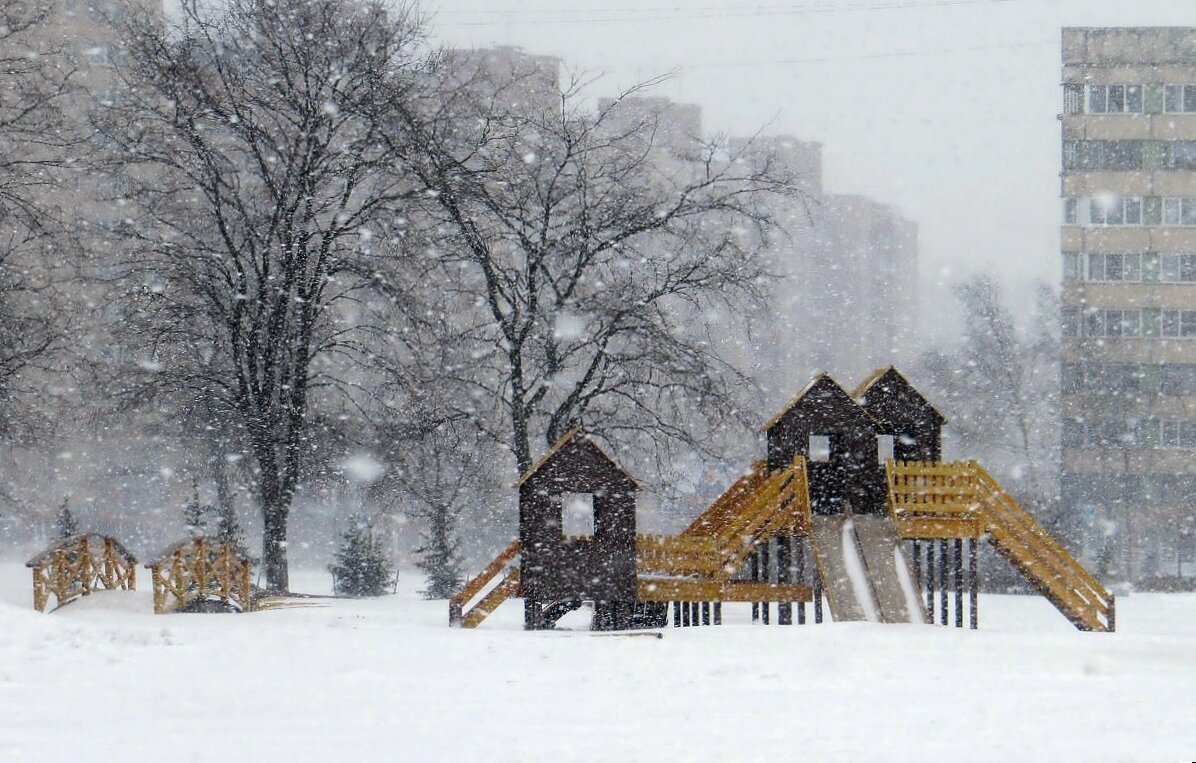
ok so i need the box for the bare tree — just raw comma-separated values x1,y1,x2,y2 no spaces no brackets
95,0,429,590
918,276,1060,505
392,62,801,478
0,2,75,445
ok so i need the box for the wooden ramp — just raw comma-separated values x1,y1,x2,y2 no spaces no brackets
887,460,1114,632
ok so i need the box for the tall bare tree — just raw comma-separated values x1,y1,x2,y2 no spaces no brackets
393,63,801,477
918,276,1061,509
0,2,74,445
96,0,428,590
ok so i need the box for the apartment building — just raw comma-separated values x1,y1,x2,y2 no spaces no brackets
1060,27,1196,582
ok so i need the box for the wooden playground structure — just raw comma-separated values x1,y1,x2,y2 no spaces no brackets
451,368,1115,633
26,534,138,612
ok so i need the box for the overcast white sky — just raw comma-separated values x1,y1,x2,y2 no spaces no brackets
425,0,1196,329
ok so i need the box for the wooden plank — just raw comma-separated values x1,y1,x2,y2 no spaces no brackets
636,578,812,603
892,516,982,539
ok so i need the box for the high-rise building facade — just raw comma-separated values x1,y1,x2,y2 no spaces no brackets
1060,28,1196,583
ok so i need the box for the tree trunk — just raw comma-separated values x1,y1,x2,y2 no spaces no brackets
262,502,290,592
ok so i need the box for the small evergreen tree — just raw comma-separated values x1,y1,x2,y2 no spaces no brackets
415,502,463,599
183,479,207,537
56,497,78,539
211,501,246,550
328,514,394,597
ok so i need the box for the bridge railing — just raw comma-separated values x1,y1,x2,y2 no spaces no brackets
26,534,138,612
145,537,254,614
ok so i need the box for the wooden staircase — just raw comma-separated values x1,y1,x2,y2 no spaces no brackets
449,541,520,629
636,458,811,579
886,460,1115,632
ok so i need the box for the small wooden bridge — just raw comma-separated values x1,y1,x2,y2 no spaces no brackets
26,534,138,612
145,537,254,614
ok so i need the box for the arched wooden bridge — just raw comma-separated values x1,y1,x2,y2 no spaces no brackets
145,537,254,614
26,534,138,612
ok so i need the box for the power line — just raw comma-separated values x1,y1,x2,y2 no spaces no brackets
433,0,1024,27
680,38,1055,69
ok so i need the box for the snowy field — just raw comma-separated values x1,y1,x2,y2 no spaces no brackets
1,563,1194,763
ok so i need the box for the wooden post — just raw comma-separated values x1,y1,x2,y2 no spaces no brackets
939,539,949,626
953,538,964,628
777,535,793,625
750,552,760,622
690,601,700,626
912,539,922,594
713,602,722,625
673,601,682,627
682,601,691,627
813,567,823,624
760,541,771,625
969,537,978,630
796,537,806,624
701,602,711,626
925,541,935,621
524,598,542,630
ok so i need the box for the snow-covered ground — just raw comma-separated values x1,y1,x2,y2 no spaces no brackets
0,562,1192,762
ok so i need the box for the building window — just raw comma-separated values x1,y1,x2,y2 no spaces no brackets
1161,365,1196,396
1075,307,1141,338
1063,197,1078,224
1062,363,1143,395
1088,84,1144,114
1089,196,1142,226
1160,310,1196,338
1064,83,1084,115
1083,253,1141,282
1164,84,1196,113
1063,252,1081,282
1063,141,1144,171
1149,419,1196,448
1160,254,1196,283
1062,307,1079,337
1163,198,1196,226
1168,142,1196,170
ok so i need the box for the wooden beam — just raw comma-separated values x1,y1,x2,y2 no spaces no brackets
637,578,812,603
893,516,982,540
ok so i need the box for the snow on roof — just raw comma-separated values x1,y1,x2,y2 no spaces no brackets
852,366,946,424
762,373,881,432
514,428,638,488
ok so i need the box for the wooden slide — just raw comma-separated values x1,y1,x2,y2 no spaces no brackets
808,513,927,624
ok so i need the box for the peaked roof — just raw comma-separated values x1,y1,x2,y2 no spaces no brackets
853,366,946,424
762,373,880,432
515,428,637,488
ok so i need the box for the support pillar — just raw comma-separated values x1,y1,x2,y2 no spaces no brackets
939,539,949,626
777,535,793,625
954,538,964,628
969,538,979,630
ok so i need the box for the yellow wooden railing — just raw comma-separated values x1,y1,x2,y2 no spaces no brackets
26,535,137,612
637,457,811,579
145,537,253,614
886,460,1114,632
450,541,520,628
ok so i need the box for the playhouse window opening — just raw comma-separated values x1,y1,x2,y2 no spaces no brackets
560,492,595,537
808,435,831,462
877,434,895,463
